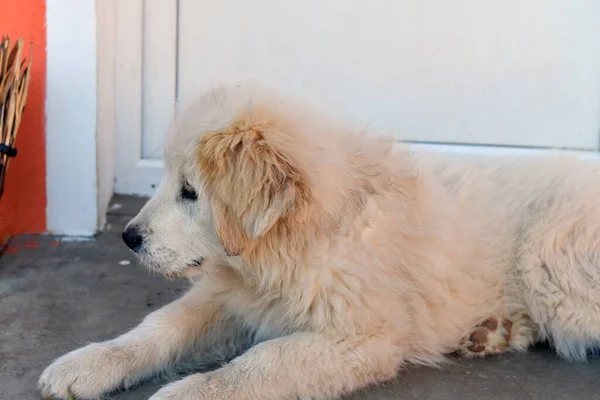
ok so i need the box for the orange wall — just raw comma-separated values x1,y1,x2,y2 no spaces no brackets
0,0,47,245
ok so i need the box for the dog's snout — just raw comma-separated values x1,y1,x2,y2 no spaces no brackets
122,226,143,252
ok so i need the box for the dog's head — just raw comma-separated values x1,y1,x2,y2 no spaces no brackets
122,85,316,277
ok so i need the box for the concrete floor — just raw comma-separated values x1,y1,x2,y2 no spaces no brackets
1,195,598,400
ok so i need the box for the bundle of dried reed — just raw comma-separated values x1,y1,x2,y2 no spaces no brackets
0,36,32,200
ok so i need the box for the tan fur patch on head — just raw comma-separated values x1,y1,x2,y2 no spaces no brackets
197,119,312,256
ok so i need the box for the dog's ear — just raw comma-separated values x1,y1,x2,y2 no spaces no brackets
197,125,311,256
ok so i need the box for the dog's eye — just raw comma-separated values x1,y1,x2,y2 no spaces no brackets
180,181,198,201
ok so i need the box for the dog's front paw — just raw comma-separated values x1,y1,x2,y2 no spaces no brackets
39,343,134,399
148,381,194,400
149,373,237,400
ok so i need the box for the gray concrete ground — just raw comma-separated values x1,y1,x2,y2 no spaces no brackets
1,195,598,400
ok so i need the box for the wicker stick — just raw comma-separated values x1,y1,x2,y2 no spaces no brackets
0,36,33,200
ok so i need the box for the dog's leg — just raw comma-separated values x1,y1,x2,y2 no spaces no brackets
148,332,403,400
523,258,600,361
38,287,240,400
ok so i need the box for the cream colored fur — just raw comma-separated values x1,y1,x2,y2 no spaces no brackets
39,84,600,400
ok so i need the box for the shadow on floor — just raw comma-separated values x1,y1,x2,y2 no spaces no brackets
0,195,598,400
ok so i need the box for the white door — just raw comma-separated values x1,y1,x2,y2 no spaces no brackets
114,0,600,196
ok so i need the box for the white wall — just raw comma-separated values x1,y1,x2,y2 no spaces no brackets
96,0,116,231
48,0,600,220
46,0,99,235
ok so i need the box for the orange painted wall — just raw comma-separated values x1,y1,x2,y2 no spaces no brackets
0,0,47,245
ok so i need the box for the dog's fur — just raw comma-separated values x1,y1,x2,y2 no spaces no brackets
40,84,600,400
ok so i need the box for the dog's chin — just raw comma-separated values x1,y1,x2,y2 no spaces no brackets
135,252,206,280
163,258,206,280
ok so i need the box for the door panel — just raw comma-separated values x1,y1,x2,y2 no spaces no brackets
114,0,600,196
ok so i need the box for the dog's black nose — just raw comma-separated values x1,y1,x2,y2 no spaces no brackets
122,226,143,251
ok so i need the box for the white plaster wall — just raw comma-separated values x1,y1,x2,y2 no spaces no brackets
46,0,99,235
96,0,116,231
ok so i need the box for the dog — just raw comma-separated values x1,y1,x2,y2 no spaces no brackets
39,83,600,400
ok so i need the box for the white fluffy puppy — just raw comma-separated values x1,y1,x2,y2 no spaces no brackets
39,84,600,400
